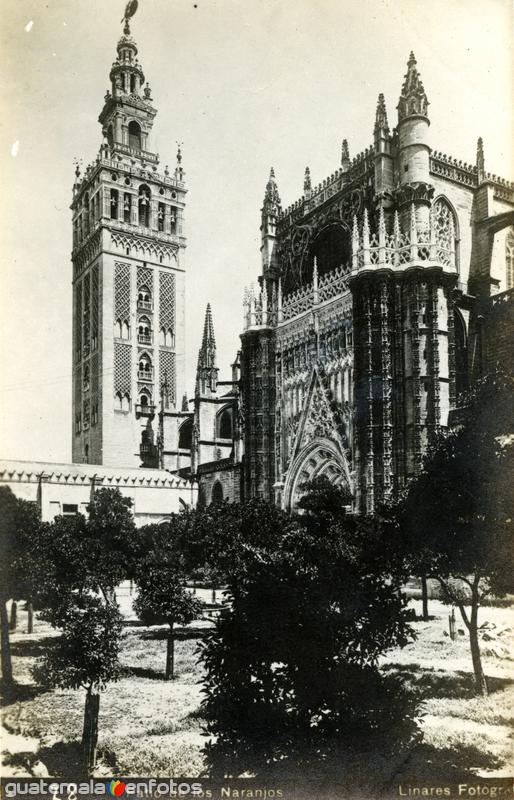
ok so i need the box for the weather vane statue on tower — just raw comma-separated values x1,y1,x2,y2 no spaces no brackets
121,0,139,34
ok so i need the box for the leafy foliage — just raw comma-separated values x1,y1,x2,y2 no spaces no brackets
133,562,202,628
390,371,514,694
200,493,420,778
34,488,136,692
0,487,42,603
35,596,123,691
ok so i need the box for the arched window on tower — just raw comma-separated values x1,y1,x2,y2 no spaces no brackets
107,124,114,149
138,316,152,345
123,193,132,224
115,391,123,410
433,197,459,271
138,285,152,311
218,407,233,440
110,189,119,220
130,74,136,94
158,202,165,232
139,391,151,411
128,120,142,151
138,185,151,227
138,353,153,380
506,227,514,290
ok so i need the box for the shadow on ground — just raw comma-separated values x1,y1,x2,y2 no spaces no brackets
383,663,513,699
386,740,504,787
0,681,49,705
9,637,58,660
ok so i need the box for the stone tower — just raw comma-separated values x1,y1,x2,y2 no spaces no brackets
71,19,187,468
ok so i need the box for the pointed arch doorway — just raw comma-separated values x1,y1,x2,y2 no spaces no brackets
283,437,352,512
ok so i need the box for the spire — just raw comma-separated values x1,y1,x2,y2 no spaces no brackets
196,304,218,395
263,167,281,213
341,139,350,171
397,51,429,122
304,166,312,193
476,137,485,183
201,302,216,351
374,93,390,135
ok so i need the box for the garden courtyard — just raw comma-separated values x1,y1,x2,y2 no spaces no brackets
1,592,513,782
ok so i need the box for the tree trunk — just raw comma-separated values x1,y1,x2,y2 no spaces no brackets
27,601,34,635
212,587,217,604
421,577,429,620
0,600,13,685
82,685,100,775
470,588,488,696
9,600,17,632
165,623,175,680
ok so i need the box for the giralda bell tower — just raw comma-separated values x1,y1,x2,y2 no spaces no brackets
71,14,187,468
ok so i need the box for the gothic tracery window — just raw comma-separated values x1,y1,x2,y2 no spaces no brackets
433,197,459,270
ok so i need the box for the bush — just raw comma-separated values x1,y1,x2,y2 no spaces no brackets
200,510,421,780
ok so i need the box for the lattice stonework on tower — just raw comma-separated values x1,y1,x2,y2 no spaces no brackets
75,281,82,363
91,353,99,396
159,272,175,332
83,271,91,357
137,265,153,292
159,350,176,408
91,264,99,349
114,343,132,398
114,262,131,326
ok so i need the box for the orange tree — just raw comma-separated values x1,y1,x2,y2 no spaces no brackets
199,487,419,782
0,487,41,685
393,372,514,696
34,488,136,774
133,525,202,679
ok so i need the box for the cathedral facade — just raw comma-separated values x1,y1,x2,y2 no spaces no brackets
64,25,513,514
239,53,514,513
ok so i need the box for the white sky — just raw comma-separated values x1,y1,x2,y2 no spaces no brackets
0,0,512,462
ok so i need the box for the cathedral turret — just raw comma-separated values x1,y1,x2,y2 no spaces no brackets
396,52,430,185
476,137,485,184
196,304,218,396
260,168,281,275
396,52,432,224
304,166,312,195
341,139,350,173
373,94,393,193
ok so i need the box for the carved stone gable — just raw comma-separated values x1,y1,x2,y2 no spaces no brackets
291,367,345,459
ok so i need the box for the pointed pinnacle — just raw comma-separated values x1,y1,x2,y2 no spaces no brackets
202,303,216,347
304,166,311,192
